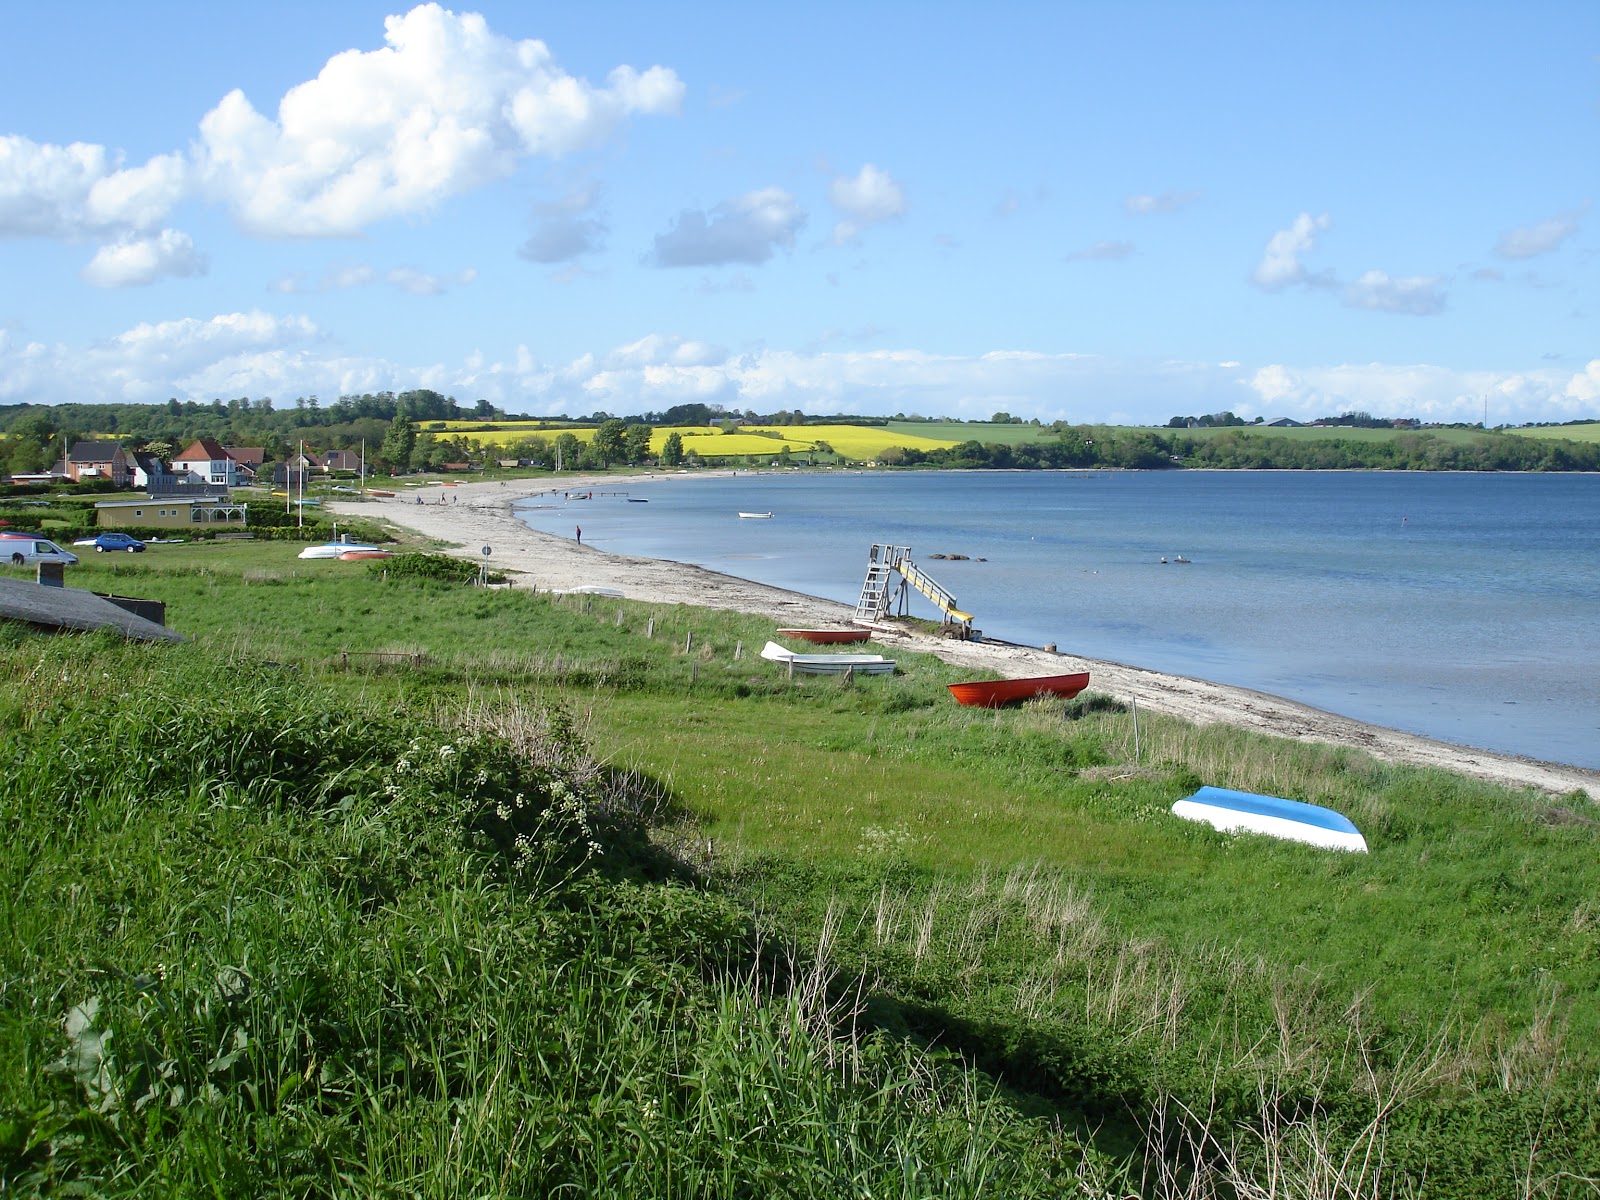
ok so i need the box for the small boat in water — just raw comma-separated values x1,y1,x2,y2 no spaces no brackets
1171,786,1368,852
738,511,773,519
776,628,872,644
627,497,649,503
760,641,895,675
947,672,1090,708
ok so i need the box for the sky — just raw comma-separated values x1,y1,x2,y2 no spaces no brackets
1,1,1596,426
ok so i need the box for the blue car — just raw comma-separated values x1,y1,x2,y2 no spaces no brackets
75,532,147,553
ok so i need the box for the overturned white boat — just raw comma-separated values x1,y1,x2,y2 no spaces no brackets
760,640,896,675
1172,786,1368,852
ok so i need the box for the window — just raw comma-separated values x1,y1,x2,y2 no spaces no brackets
133,509,143,518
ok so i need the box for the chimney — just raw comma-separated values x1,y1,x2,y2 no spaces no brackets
37,562,66,588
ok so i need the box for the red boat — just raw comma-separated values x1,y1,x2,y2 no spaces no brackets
776,628,872,644
947,672,1090,708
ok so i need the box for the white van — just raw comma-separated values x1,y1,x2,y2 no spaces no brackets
0,534,80,567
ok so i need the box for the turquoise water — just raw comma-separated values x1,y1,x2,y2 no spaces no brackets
515,471,1600,769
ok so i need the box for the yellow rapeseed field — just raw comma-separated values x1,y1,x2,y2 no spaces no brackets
424,421,965,459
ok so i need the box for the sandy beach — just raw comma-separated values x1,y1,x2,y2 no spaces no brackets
327,474,1599,800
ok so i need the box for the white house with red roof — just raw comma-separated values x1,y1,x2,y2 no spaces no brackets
172,438,246,487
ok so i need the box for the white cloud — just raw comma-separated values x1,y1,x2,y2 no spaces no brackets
1251,212,1331,291
81,230,207,287
1566,359,1600,403
2,314,1587,427
1066,240,1135,262
829,163,906,244
1495,211,1582,259
0,135,188,238
272,262,476,294
1342,270,1446,316
1123,190,1199,215
649,187,804,267
192,3,682,237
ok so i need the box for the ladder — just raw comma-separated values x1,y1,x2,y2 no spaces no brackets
854,543,906,622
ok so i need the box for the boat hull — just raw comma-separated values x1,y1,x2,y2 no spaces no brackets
1171,786,1368,852
947,672,1090,707
338,550,393,560
776,628,871,644
760,641,895,675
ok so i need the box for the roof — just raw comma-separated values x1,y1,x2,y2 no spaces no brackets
175,437,230,462
68,441,126,462
0,577,185,643
225,447,266,465
94,497,228,508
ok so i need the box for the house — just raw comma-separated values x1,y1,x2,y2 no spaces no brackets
222,447,264,483
172,438,246,487
1264,417,1303,428
130,451,175,491
322,449,363,473
94,497,249,530
65,441,134,486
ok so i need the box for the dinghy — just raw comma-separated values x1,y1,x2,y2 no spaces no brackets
1171,786,1368,852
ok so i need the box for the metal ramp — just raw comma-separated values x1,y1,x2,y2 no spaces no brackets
854,543,974,637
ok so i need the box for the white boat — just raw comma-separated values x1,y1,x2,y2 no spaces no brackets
1171,786,1368,852
552,585,624,598
760,641,895,675
298,541,381,560
738,511,773,519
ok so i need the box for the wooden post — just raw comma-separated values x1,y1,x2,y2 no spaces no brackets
843,666,854,686
615,608,624,626
684,631,693,654
691,662,699,683
1132,697,1141,764
787,658,795,680
646,616,655,638
734,639,742,661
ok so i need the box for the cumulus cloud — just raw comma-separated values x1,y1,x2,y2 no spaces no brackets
1566,359,1600,403
194,4,683,237
1342,270,1446,316
649,187,804,267
0,136,189,238
81,230,207,287
1123,190,1199,215
1251,212,1332,290
1066,240,1134,262
829,163,906,244
1495,211,1582,259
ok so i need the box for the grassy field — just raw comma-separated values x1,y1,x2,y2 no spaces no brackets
1504,422,1600,443
4,544,1599,1195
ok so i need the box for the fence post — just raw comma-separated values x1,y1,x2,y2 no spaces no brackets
684,631,693,654
734,639,742,661
615,608,624,626
646,616,655,638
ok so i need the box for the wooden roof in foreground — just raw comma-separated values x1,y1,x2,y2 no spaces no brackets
0,577,185,643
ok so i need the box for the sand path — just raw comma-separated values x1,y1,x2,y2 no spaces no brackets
327,474,1599,800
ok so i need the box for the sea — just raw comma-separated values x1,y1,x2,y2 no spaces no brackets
514,471,1600,770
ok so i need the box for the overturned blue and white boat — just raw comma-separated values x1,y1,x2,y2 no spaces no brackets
1172,786,1369,853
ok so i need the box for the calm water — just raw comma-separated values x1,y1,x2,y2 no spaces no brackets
516,471,1600,769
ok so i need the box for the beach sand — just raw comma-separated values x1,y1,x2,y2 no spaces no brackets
328,474,1599,800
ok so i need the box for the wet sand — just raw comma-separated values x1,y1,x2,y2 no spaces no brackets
327,475,1600,800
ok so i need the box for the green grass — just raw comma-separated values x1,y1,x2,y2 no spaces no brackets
1505,421,1600,443
5,548,1599,1195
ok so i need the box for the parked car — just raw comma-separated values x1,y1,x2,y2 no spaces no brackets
0,534,80,567
73,532,147,553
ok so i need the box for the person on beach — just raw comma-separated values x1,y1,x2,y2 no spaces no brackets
575,526,582,544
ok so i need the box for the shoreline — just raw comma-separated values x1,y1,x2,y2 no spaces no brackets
326,474,1600,800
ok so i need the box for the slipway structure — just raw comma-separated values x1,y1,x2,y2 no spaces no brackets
1172,786,1369,852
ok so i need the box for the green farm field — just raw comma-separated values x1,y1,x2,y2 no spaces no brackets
4,542,1599,1195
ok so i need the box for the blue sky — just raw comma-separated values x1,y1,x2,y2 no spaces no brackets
2,1,1595,424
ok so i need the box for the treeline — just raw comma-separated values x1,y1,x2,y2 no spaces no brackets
884,428,1600,472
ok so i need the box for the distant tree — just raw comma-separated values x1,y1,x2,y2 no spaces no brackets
592,419,628,465
553,432,582,470
624,423,653,464
661,432,685,466
379,413,416,470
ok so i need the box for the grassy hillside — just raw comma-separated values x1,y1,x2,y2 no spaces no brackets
1505,421,1600,444
4,544,1599,1195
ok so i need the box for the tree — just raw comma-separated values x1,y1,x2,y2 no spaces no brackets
553,432,582,471
661,432,684,466
624,423,653,464
379,413,416,471
592,419,628,465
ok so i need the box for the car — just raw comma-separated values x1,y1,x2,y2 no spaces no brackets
0,534,80,567
73,532,147,553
